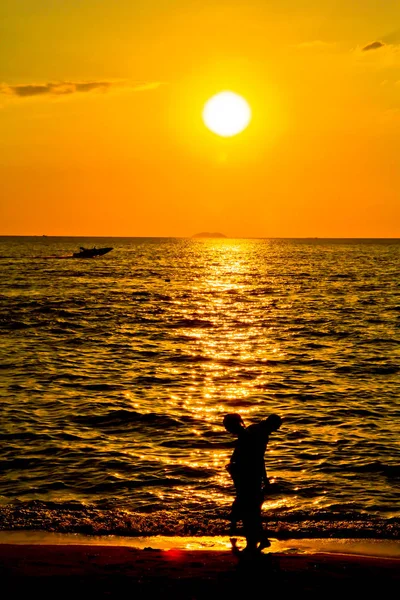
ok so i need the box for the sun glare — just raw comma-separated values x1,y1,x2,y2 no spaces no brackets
202,91,251,137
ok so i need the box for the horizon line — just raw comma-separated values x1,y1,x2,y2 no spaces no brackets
1,235,400,240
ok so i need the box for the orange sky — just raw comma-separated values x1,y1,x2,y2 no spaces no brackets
1,1,400,237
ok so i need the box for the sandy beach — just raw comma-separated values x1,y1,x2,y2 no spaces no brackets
1,534,399,599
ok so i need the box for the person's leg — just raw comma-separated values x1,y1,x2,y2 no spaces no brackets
242,485,273,553
257,491,271,549
241,495,262,553
258,526,271,550
229,498,240,534
229,480,244,534
242,516,260,552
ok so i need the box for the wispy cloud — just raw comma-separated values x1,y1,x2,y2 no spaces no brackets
362,41,385,52
0,80,164,98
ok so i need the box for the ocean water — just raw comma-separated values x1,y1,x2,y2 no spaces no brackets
0,236,399,541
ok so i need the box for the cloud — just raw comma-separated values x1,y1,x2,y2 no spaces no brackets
353,41,400,68
0,80,164,98
362,41,385,52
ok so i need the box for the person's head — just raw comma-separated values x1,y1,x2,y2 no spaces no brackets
223,413,245,435
262,413,282,434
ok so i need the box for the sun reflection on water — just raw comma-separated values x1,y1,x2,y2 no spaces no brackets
181,240,284,420
149,239,290,512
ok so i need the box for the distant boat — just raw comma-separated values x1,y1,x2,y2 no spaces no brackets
72,246,113,259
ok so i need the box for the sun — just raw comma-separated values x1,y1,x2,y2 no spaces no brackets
202,91,251,137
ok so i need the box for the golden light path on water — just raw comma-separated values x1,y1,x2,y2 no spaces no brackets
149,240,290,513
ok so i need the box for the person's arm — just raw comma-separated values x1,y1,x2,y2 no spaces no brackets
262,439,271,489
262,433,272,487
226,444,238,474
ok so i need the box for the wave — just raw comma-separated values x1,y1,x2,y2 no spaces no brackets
167,318,215,329
0,501,398,539
71,409,188,429
335,364,399,375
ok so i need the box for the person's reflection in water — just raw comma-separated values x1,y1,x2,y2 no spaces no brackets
224,412,283,555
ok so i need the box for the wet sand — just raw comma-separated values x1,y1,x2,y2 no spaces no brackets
1,535,399,599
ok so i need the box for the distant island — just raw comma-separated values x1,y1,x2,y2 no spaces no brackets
192,232,227,239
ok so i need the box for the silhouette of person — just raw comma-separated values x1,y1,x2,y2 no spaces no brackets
224,412,283,554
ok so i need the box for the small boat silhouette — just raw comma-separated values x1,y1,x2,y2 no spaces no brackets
72,246,113,259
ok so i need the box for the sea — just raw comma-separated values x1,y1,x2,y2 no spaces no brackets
0,236,399,543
